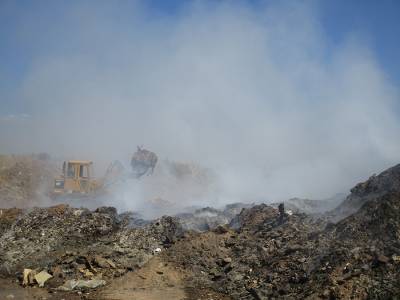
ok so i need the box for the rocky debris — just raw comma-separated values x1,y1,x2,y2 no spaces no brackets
165,204,326,298
1,162,400,298
0,204,183,295
164,182,400,298
0,204,120,275
331,163,400,221
229,203,279,230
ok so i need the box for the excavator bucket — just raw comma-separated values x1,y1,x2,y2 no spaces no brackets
131,147,158,178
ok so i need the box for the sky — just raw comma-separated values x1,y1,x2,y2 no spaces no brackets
1,0,400,104
0,0,399,205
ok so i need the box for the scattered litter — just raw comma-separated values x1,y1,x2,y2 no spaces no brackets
57,279,106,291
34,270,53,287
22,268,36,286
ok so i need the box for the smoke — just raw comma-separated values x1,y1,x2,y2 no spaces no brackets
1,1,399,212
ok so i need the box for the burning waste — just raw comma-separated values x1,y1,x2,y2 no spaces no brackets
1,155,400,299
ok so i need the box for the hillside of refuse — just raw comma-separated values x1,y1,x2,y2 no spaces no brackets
0,156,400,299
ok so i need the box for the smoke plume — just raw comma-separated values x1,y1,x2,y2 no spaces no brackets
1,1,399,212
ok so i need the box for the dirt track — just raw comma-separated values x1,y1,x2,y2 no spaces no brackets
0,255,229,300
90,257,229,300
94,256,187,300
93,255,230,300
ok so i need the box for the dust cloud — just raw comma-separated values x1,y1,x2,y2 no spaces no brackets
1,1,399,213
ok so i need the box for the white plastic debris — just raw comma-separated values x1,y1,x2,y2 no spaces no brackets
22,268,36,286
34,270,53,287
57,279,106,291
73,209,84,216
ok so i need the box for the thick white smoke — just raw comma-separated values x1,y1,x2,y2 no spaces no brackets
1,1,399,211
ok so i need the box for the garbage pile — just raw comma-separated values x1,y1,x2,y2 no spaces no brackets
0,204,183,292
330,163,400,221
163,165,400,299
1,161,400,298
164,204,328,299
0,154,57,208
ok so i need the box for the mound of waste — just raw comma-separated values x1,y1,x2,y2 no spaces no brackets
1,162,400,299
331,163,400,221
163,165,400,299
0,204,183,291
0,154,57,208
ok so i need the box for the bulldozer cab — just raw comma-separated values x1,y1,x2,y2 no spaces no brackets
53,160,95,196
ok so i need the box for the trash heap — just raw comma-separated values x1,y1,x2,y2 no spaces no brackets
163,167,400,299
330,163,400,221
1,161,400,298
0,204,183,292
164,205,328,299
0,154,57,208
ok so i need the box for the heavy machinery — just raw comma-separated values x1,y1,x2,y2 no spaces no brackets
52,160,102,198
51,147,158,198
130,146,158,178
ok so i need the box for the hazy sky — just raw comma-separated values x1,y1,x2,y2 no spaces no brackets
1,0,399,202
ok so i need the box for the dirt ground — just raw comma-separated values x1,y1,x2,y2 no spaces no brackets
91,256,230,300
0,255,230,300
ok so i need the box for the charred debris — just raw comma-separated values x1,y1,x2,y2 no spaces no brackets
1,161,400,299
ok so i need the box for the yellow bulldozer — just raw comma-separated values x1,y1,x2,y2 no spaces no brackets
51,147,158,198
51,160,103,198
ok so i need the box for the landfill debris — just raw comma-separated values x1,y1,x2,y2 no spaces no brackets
161,164,400,299
34,270,53,287
57,279,106,291
329,163,400,221
22,268,36,286
1,161,400,298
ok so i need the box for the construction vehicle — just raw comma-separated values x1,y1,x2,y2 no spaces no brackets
131,146,158,178
52,160,102,198
51,147,158,198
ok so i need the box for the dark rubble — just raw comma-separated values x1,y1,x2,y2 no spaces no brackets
330,163,400,221
0,205,184,290
162,165,400,299
0,163,400,299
